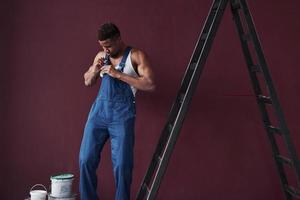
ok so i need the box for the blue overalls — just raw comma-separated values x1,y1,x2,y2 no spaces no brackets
79,47,135,200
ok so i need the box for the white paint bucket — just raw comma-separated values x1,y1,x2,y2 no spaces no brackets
50,174,74,198
30,184,47,200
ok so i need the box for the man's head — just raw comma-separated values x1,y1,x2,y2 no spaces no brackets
98,22,123,57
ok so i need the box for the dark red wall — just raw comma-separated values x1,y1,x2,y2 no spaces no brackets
2,0,300,199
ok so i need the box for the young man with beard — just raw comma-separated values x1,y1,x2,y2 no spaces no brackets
79,22,155,200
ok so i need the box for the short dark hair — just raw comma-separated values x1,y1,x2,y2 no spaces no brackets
98,22,120,41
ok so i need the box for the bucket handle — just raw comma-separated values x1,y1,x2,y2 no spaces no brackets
30,184,47,192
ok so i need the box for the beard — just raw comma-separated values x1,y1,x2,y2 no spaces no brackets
109,50,120,58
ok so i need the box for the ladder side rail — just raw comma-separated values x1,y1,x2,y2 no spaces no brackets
240,0,300,185
146,1,229,199
180,0,223,87
167,0,225,120
230,1,292,199
136,122,178,199
136,0,228,199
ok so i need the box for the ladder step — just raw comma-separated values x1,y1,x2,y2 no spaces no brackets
201,33,208,40
142,183,150,195
190,62,197,70
285,186,300,198
258,95,272,104
276,155,292,166
157,155,162,163
251,64,261,73
168,123,173,133
212,0,221,10
231,1,241,10
179,93,185,103
242,33,251,41
267,125,281,135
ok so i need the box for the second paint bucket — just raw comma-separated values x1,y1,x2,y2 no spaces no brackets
50,174,74,198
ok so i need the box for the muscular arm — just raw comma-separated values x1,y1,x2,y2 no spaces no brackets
101,49,156,91
83,52,104,86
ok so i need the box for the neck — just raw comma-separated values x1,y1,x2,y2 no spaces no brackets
111,42,127,58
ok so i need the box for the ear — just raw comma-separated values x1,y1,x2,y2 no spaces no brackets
98,40,104,45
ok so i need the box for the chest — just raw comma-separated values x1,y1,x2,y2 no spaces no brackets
109,57,123,67
109,56,138,72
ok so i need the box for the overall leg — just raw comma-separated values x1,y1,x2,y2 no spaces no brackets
109,118,135,200
79,117,109,200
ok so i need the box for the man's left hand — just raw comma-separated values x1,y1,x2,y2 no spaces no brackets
100,65,122,79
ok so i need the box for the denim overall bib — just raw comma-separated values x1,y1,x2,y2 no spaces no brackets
79,47,135,200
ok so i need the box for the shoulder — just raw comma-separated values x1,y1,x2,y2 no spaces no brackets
95,51,105,59
130,48,150,65
93,51,105,63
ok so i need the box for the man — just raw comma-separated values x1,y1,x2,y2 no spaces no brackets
79,22,155,200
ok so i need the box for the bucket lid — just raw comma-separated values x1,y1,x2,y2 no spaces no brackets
50,173,74,180
30,190,47,194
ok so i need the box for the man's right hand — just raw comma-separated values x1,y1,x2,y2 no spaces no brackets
91,57,105,74
84,57,106,86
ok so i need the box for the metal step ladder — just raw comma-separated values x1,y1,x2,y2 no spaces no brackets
136,0,300,199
